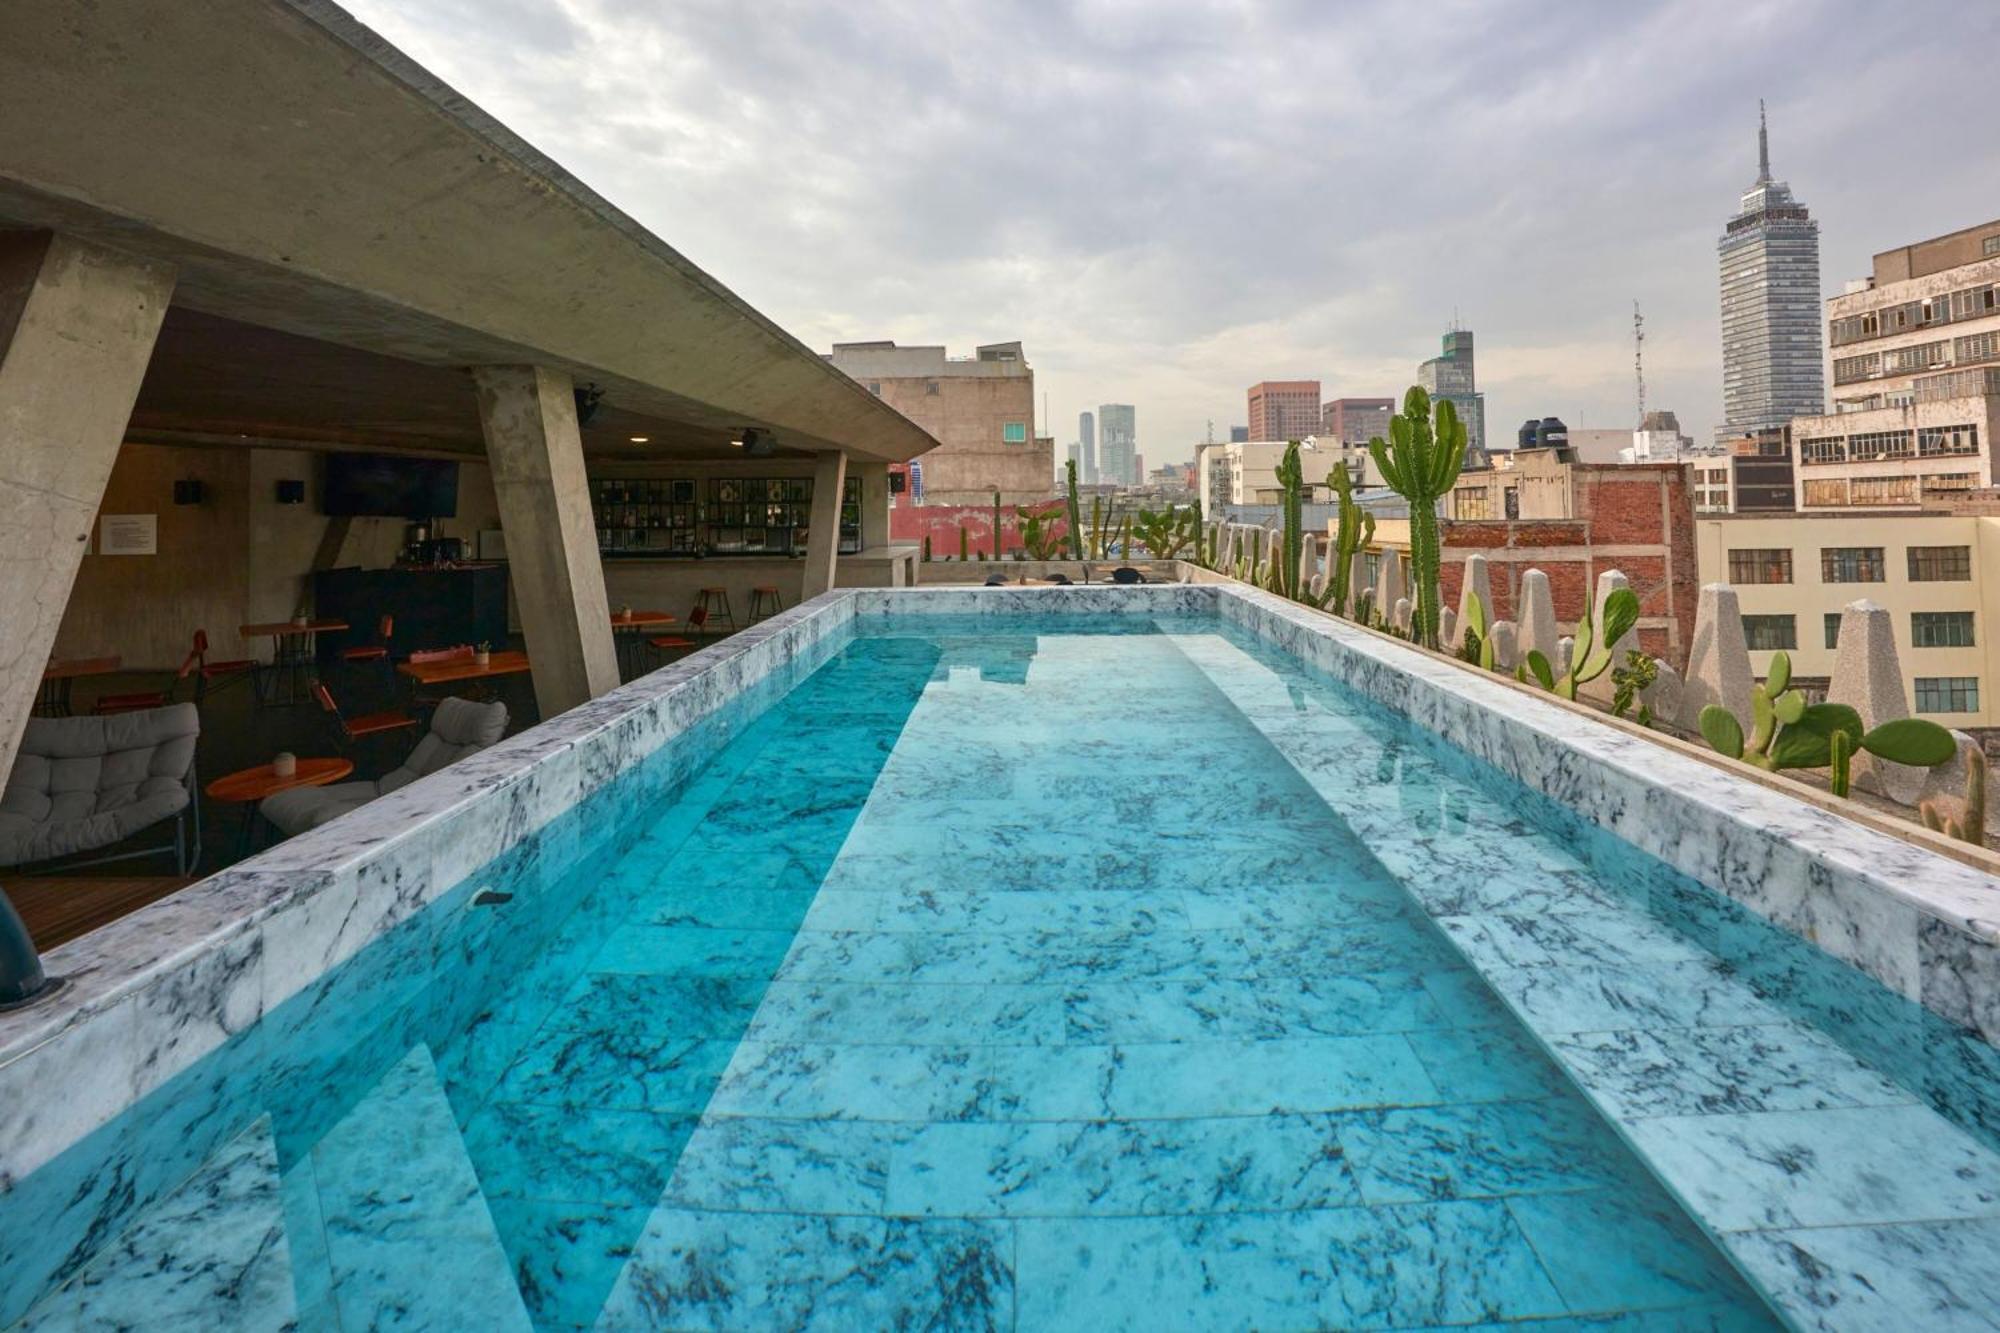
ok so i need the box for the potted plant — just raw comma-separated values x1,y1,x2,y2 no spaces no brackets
474,641,492,667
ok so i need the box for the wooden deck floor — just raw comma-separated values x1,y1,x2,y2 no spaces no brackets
5,876,196,950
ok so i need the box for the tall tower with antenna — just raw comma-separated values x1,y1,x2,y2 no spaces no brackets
1633,300,1646,428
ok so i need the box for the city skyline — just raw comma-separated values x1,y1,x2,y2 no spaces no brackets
341,0,2000,466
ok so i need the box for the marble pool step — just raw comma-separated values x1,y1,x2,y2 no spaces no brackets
1173,629,2000,1330
303,1043,532,1332
14,1114,297,1331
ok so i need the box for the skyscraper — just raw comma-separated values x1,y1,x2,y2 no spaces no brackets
1098,404,1137,485
1716,101,1823,445
1246,381,1321,441
1416,330,1487,463
1078,410,1097,483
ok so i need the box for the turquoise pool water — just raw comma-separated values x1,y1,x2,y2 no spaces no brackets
16,612,1906,1329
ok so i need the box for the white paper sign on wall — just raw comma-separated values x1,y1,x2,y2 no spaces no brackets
99,514,158,556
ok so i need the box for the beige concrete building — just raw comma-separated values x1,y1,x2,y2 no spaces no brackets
1696,510,1998,728
1792,218,2000,511
824,341,1049,505
1197,440,1384,512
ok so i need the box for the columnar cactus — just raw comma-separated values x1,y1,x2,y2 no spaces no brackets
1325,458,1375,618
1065,459,1084,559
1274,441,1305,600
1368,387,1466,649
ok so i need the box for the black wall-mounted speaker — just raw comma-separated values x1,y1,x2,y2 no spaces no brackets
889,472,908,494
276,479,306,505
172,479,204,506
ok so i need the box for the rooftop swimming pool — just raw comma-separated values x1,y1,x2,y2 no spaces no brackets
5,589,2000,1330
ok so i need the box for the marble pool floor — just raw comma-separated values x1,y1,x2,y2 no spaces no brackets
415,623,1782,1331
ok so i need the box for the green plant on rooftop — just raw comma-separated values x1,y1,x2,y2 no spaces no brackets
1517,587,1638,701
1324,458,1375,619
992,490,1003,561
1611,650,1658,725
1698,650,1958,795
1017,503,1066,560
1132,505,1195,561
1921,748,1988,846
1088,495,1107,559
1368,387,1464,649
1064,459,1084,560
921,535,931,563
1459,589,1496,672
958,526,969,562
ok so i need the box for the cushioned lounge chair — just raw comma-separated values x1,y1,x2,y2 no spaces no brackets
0,703,201,873
259,696,507,837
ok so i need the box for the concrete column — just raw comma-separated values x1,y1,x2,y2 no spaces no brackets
801,450,849,599
472,365,619,718
855,461,890,551
0,232,174,782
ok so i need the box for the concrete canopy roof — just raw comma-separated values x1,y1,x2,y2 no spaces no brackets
0,0,937,464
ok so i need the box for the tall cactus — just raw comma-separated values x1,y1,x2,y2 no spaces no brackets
991,489,1003,560
1274,441,1305,600
1065,459,1084,559
1325,458,1375,617
1369,387,1466,649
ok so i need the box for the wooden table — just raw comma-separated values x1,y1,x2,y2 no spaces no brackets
396,649,532,687
611,610,675,679
240,619,349,706
36,656,121,717
206,757,354,853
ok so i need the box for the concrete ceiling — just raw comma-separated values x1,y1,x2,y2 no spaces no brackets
0,0,936,465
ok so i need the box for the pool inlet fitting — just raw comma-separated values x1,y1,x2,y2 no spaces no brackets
0,887,63,1013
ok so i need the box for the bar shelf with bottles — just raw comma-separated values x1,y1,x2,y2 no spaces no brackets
591,476,861,557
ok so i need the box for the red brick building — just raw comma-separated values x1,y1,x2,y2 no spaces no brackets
1247,380,1321,443
1430,452,1698,668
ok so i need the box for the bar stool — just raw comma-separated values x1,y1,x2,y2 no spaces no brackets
748,585,785,623
692,587,736,635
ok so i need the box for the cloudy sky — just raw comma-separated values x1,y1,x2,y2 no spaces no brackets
347,0,2000,466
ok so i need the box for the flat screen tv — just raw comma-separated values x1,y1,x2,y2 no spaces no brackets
323,453,459,518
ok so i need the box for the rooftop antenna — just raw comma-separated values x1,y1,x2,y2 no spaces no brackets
1633,300,1646,428
1757,98,1771,183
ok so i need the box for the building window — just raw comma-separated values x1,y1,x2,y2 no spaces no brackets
1955,331,2000,365
1820,547,1885,583
1833,352,1880,384
925,380,940,396
1918,424,1979,457
1802,479,1849,506
1915,676,1980,713
1002,422,1027,444
1913,611,1977,648
1889,341,1950,374
1824,612,1843,649
1909,545,1973,581
1798,436,1846,465
1728,548,1793,584
1925,473,1977,495
866,381,881,396
1985,235,2000,257
1742,615,1798,651
1850,476,1918,506
1846,430,1911,460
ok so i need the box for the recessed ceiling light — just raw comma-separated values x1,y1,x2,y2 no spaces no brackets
628,435,650,443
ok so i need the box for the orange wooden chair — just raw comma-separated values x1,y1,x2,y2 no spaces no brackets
312,680,418,752
93,629,256,714
649,607,706,654
340,614,395,665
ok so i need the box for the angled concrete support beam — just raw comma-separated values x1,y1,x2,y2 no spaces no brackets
472,365,618,718
801,450,849,600
0,232,175,784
